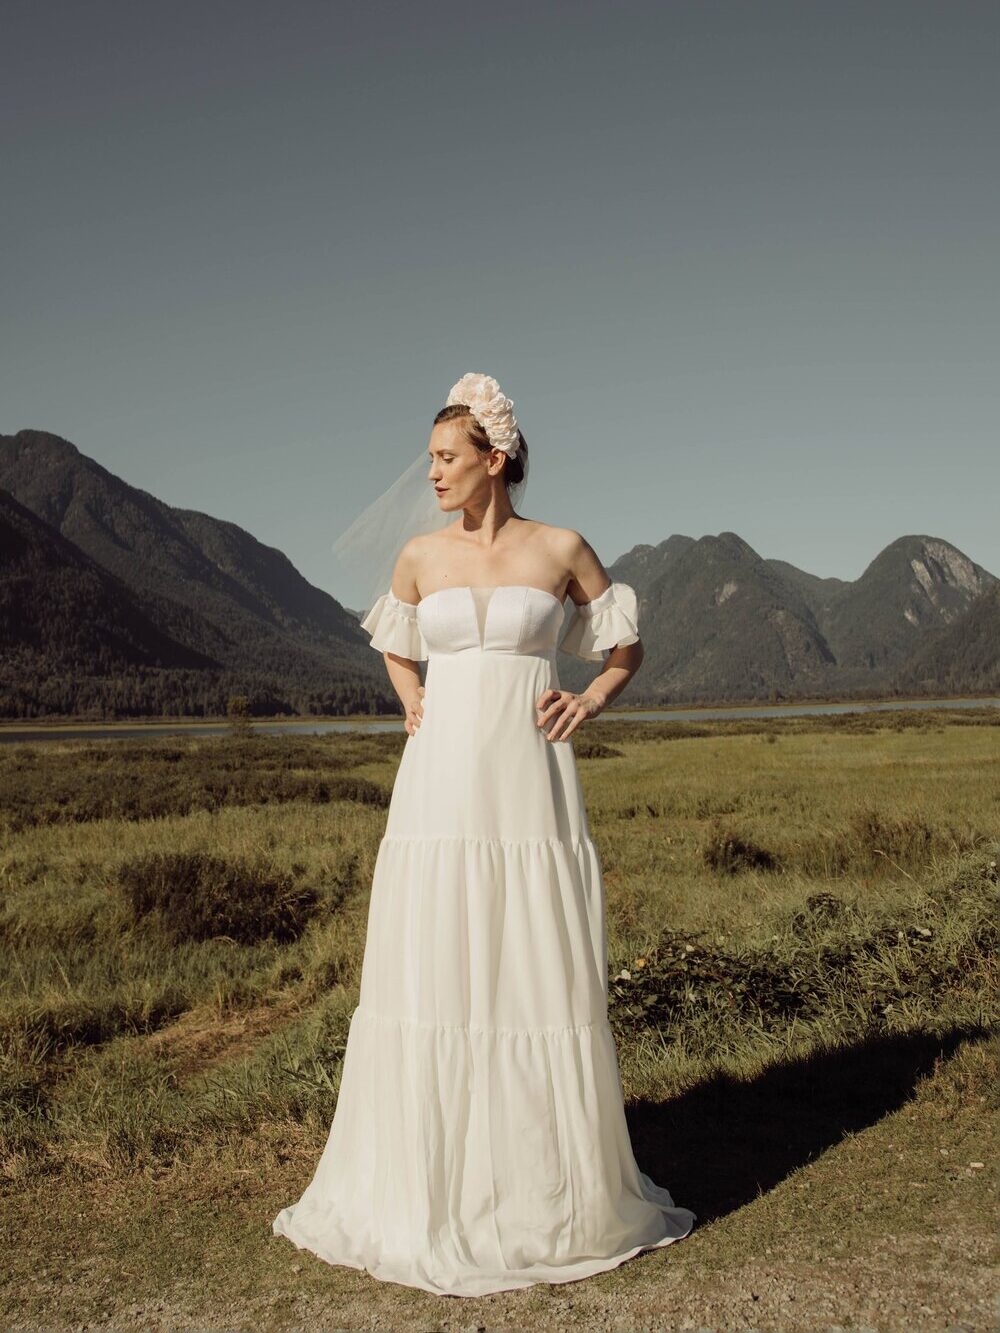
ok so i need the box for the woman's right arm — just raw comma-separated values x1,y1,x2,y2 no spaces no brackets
384,539,425,735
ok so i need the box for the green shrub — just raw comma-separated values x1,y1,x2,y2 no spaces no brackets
117,851,317,946
703,824,781,874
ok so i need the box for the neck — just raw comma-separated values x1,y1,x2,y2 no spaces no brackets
459,487,519,544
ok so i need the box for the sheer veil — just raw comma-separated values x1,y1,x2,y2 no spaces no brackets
331,440,530,617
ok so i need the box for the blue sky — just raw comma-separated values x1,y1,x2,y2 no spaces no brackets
2,0,997,608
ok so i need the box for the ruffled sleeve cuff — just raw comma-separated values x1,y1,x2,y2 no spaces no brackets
558,580,641,662
359,590,428,661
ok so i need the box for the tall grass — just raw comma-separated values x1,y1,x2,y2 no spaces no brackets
0,711,996,1180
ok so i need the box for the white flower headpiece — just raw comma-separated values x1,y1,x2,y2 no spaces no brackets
445,372,520,457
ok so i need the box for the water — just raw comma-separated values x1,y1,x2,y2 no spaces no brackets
1,697,996,745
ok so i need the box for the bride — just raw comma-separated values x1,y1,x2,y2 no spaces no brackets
272,373,696,1297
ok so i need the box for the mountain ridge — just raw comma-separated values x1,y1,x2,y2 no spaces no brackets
1,428,995,716
0,430,397,717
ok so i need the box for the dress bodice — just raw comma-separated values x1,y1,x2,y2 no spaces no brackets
417,585,566,656
360,581,640,661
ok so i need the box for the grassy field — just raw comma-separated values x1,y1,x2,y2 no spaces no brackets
1,708,997,1331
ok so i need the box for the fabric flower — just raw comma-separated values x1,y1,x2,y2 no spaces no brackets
445,372,520,456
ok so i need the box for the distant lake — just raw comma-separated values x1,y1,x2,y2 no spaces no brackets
1,696,997,745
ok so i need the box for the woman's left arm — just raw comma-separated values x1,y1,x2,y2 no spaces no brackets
537,639,644,741
535,531,644,742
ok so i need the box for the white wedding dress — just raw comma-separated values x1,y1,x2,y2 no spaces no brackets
271,581,696,1297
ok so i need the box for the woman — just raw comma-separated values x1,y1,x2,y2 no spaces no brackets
272,373,695,1297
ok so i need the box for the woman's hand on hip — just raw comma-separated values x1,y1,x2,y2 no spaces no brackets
535,689,603,742
404,685,425,735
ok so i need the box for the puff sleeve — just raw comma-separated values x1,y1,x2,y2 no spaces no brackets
558,580,641,662
359,589,428,661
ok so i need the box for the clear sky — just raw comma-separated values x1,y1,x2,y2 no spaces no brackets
2,0,997,607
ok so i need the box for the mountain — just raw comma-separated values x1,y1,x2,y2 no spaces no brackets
0,430,396,718
0,487,213,670
1,428,995,716
801,536,995,673
617,531,836,701
558,531,997,705
0,488,220,717
891,582,1000,696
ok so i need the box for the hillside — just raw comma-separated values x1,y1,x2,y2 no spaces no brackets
0,431,396,718
1,428,996,716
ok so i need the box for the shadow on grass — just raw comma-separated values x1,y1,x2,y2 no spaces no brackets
626,1022,994,1223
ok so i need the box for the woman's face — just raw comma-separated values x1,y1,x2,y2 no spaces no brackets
426,419,501,511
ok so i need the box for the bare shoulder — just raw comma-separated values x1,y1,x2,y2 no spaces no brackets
518,522,609,601
391,524,462,595
389,530,446,600
535,523,601,571
399,524,460,561
550,526,610,602
519,520,588,564
404,524,463,570
393,534,422,574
